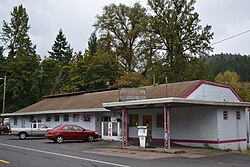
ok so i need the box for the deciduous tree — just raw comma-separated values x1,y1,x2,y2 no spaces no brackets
94,3,147,72
147,0,213,82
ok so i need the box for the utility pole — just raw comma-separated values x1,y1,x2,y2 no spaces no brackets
0,76,6,123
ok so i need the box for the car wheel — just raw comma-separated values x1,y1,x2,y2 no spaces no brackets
56,135,64,143
19,132,27,140
87,135,95,142
0,131,3,135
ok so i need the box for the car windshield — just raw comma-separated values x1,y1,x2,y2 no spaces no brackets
44,124,50,128
52,125,61,130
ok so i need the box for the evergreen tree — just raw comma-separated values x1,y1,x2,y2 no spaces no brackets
47,29,73,94
1,5,36,58
206,53,250,82
48,29,73,66
0,5,41,112
87,32,98,56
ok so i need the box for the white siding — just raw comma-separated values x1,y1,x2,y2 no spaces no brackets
247,110,250,148
171,107,218,141
187,84,240,102
9,113,97,132
128,107,219,142
217,107,247,150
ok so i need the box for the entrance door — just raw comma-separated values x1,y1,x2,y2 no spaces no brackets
143,115,152,129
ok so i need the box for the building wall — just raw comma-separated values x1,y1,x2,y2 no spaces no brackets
217,107,247,150
9,113,98,132
128,106,219,142
128,108,163,139
127,106,248,150
247,110,250,148
170,106,218,141
187,84,240,102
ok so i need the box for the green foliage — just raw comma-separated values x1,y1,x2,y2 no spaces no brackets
48,29,73,66
47,29,73,94
0,5,41,113
206,53,250,82
215,71,250,102
1,5,35,58
147,0,213,82
68,51,123,91
242,83,250,102
115,72,149,88
87,32,98,56
94,3,148,72
5,55,41,112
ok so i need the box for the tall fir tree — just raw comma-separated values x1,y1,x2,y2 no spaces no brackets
46,29,73,94
0,5,41,113
1,4,36,59
87,32,98,56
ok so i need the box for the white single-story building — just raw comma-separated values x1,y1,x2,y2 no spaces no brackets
103,80,250,150
1,80,250,150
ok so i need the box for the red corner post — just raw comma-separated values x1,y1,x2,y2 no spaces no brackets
125,108,128,146
167,107,170,149
164,104,171,149
122,108,124,147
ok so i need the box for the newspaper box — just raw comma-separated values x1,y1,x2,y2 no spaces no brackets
137,126,147,148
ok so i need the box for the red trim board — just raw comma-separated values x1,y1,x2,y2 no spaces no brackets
128,137,246,144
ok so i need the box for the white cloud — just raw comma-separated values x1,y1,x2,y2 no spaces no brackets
0,0,250,56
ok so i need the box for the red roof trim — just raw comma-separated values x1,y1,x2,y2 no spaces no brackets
182,80,243,102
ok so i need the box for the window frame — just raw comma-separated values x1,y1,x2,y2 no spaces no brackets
54,115,60,122
14,117,18,125
46,115,51,122
73,114,79,122
63,114,69,122
156,113,164,127
129,114,139,127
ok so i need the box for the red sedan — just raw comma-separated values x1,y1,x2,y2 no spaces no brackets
46,124,98,143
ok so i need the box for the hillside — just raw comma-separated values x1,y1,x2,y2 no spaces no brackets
206,53,250,82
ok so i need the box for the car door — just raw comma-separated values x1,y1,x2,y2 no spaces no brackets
73,125,86,140
61,125,75,140
37,124,49,136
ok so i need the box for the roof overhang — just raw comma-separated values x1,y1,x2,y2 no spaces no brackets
103,97,250,109
1,108,110,117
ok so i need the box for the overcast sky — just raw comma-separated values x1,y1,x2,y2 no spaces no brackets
0,0,250,57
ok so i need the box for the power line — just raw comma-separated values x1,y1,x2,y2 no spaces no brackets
211,29,250,45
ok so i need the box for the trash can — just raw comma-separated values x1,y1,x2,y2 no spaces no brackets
137,126,147,148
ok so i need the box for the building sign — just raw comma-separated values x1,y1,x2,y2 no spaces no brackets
119,88,146,101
